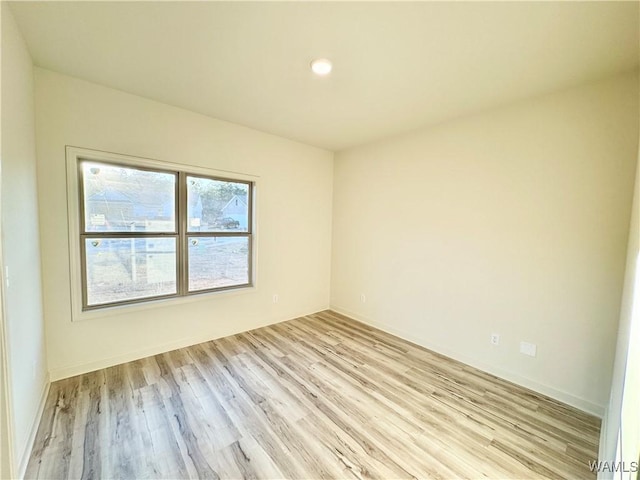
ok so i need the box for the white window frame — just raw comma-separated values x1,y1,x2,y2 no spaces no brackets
66,146,258,322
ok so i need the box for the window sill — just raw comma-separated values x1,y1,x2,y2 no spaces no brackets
72,285,257,322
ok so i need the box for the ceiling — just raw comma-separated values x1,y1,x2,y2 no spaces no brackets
9,1,640,152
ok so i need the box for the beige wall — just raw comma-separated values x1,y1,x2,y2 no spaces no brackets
331,72,639,415
35,69,334,380
1,4,49,475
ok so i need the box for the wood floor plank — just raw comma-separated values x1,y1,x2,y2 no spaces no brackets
283,319,532,478
25,310,600,479
242,330,418,479
192,342,308,479
312,313,599,451
154,353,220,479
139,383,191,479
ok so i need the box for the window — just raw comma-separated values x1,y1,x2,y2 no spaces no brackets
76,155,253,310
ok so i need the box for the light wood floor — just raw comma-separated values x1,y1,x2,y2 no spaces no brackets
26,310,600,479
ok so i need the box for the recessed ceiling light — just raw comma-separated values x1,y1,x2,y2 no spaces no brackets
311,58,332,76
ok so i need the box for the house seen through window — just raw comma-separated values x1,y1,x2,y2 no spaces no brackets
80,160,252,309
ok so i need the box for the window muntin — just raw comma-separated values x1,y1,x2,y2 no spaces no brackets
79,159,253,310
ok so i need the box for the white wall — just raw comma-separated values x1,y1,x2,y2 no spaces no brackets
601,115,640,477
1,4,49,475
34,69,334,380
331,72,639,415
618,160,640,478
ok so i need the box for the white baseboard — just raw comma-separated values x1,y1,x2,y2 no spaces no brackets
17,375,50,479
50,306,329,381
330,305,605,418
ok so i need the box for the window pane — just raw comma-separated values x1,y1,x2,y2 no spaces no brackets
187,176,249,232
188,236,249,291
85,237,177,306
82,162,176,233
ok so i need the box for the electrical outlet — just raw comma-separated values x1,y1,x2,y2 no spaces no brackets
520,341,537,357
272,294,279,304
360,294,366,303
490,333,500,346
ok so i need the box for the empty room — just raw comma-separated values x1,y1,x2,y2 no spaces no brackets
1,1,639,479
